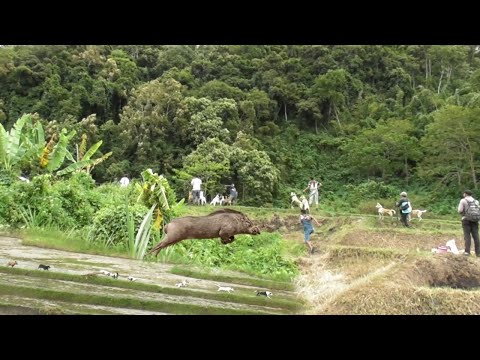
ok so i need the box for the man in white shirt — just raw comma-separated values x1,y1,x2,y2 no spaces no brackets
303,177,322,208
191,176,202,205
119,176,130,187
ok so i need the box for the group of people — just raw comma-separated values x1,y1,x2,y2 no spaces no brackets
394,190,479,257
190,176,238,206
189,175,480,258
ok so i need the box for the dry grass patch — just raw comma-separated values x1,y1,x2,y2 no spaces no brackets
339,230,461,252
320,255,480,314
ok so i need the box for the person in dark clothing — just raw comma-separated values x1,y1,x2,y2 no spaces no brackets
396,191,412,228
229,184,238,204
457,190,480,257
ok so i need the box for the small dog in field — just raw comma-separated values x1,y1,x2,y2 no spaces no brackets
175,279,188,288
410,209,427,221
199,191,207,205
290,192,302,209
38,264,50,270
127,276,137,281
256,290,272,298
210,194,223,206
375,203,396,220
7,260,18,268
223,195,233,206
217,286,234,293
110,272,119,279
300,195,310,213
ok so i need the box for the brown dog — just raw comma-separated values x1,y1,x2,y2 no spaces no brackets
410,209,427,221
376,203,396,220
7,260,18,267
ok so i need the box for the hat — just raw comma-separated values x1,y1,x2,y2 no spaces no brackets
400,192,407,197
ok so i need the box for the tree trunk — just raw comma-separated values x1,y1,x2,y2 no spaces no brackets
333,103,342,129
468,148,478,190
284,103,288,122
404,154,409,185
437,70,444,94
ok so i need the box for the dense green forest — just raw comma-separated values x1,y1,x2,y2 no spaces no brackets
1,45,480,211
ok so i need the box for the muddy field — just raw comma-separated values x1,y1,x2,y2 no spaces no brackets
2,212,480,315
0,236,300,315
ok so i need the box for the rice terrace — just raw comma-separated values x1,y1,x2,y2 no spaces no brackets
2,45,480,315
2,204,479,315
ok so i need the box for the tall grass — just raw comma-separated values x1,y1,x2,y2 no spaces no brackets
134,204,155,259
17,205,40,227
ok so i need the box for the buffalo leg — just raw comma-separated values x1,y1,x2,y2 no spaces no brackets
147,235,179,256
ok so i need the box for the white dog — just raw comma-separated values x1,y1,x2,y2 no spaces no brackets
376,203,396,220
175,279,189,288
300,195,310,213
199,191,207,205
217,286,234,293
210,194,223,206
290,192,302,208
410,209,427,221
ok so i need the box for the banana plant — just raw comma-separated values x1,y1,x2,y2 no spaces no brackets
136,169,171,231
56,133,112,176
0,114,30,172
38,127,77,174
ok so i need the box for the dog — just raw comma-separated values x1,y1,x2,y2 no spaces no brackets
375,203,396,220
199,191,207,205
290,192,303,209
210,194,223,206
223,195,233,206
38,264,50,270
175,279,188,288
127,276,137,281
256,290,272,298
110,272,119,279
410,209,427,221
217,286,234,293
300,195,310,213
7,260,18,268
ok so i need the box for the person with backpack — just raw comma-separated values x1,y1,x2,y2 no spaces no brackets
396,191,412,228
457,190,480,257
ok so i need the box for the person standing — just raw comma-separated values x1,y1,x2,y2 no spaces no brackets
457,190,480,257
191,176,202,205
396,191,412,228
303,177,322,208
119,175,130,187
229,184,238,205
300,209,321,254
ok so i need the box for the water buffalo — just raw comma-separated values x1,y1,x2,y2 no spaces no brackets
147,209,260,256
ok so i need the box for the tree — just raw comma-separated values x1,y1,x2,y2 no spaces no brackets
418,105,480,190
340,119,421,181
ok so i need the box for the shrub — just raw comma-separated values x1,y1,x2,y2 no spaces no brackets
89,203,148,247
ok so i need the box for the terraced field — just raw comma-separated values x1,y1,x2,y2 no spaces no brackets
0,236,303,315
